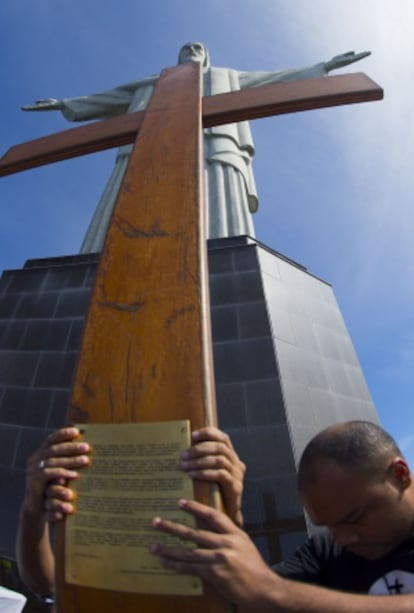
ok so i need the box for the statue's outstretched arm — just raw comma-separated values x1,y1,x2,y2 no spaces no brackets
21,98,64,112
324,51,371,73
238,50,371,90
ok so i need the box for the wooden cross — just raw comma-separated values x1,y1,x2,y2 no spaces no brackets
0,64,382,613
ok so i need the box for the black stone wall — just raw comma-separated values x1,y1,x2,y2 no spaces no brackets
0,237,378,588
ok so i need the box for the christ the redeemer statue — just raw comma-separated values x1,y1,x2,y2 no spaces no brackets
23,42,370,252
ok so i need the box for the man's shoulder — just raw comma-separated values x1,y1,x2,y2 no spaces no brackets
273,529,343,582
286,528,343,560
274,532,414,594
365,538,414,595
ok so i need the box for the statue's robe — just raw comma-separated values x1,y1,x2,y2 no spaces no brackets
59,62,328,252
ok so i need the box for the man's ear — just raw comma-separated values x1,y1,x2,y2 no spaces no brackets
388,457,411,489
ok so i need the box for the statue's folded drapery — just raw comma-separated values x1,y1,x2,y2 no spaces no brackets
22,43,370,252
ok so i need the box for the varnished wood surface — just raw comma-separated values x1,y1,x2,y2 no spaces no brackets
0,111,144,176
202,72,383,127
0,73,382,177
55,62,230,613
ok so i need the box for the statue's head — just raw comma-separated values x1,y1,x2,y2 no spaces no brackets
178,42,210,68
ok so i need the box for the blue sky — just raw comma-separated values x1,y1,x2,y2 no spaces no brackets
0,1,413,464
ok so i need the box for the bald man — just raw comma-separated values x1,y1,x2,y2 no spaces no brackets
151,421,414,611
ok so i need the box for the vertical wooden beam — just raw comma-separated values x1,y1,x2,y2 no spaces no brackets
55,62,230,612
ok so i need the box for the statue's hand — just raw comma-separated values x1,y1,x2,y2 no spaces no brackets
325,50,371,72
21,98,64,111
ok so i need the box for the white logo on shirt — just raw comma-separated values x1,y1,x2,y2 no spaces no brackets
369,570,414,595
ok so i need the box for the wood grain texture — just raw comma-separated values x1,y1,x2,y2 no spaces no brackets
202,72,383,127
55,62,230,613
0,111,144,176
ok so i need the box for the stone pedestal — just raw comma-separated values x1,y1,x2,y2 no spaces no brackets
0,236,377,576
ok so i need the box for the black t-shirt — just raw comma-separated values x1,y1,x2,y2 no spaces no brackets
274,530,414,595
